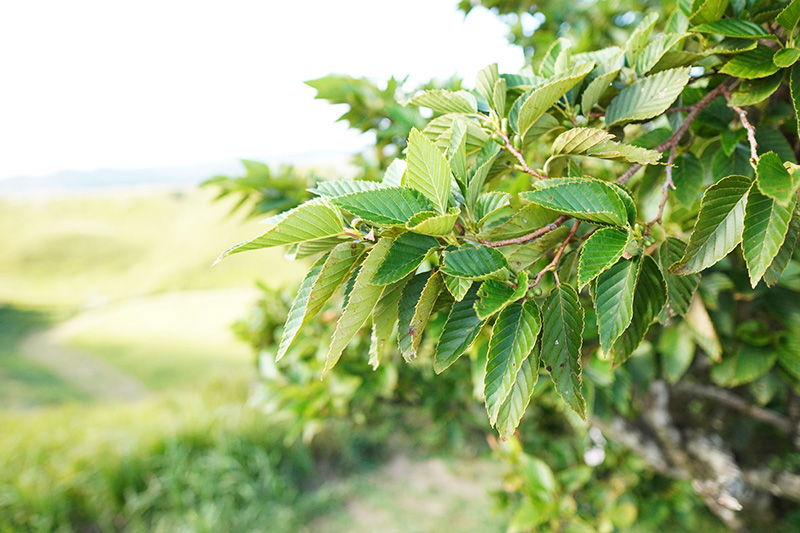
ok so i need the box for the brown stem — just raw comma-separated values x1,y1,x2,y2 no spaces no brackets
645,145,678,236
480,214,571,248
530,220,580,287
496,130,547,180
617,80,734,185
725,92,760,163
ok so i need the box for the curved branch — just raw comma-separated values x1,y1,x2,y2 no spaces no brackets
479,214,571,248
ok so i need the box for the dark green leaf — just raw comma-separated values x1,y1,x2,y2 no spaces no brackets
765,203,800,286
331,187,434,226
691,19,773,39
373,232,440,285
434,285,484,373
658,237,700,321
594,258,641,352
441,244,510,280
521,178,628,226
578,227,630,289
742,191,793,288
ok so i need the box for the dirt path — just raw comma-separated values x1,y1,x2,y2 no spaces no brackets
20,330,150,402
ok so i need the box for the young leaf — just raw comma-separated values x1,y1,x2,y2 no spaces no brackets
691,19,774,39
397,272,433,361
408,271,444,355
671,175,751,275
516,62,595,138
541,284,586,419
594,257,641,352
608,255,667,365
383,159,406,187
551,128,615,156
405,128,453,214
764,203,800,286
441,244,510,280
476,63,499,109
217,199,343,260
742,191,793,288
605,68,690,127
625,12,659,67
581,70,620,113
578,227,630,289
494,347,539,439
448,119,468,188
635,33,689,76
423,113,489,154
690,0,730,25
331,187,434,226
276,253,328,361
484,301,542,425
406,207,460,236
323,238,393,375
372,232,440,285
658,237,700,320
539,38,571,77
757,151,798,207
311,180,386,197
434,285,485,373
720,45,779,79
584,140,662,165
521,178,628,226
443,274,472,302
409,89,478,115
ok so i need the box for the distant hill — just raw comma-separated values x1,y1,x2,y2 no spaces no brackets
0,151,353,197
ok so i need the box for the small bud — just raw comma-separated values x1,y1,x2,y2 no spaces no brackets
491,133,505,145
532,286,543,297
512,134,522,149
501,117,509,134
575,115,587,127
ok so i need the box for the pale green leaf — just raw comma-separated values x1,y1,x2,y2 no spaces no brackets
541,284,586,418
539,38,571,77
521,178,628,226
369,278,407,369
757,151,798,207
577,227,630,289
584,140,662,165
408,271,444,356
636,33,688,76
551,128,615,156
476,64,499,108
691,19,774,39
765,203,800,286
608,255,667,365
441,244,510,280
720,45,779,79
494,347,539,439
422,114,489,154
448,119,468,187
504,227,570,273
397,272,431,361
406,128,453,214
658,237,700,321
658,322,696,384
406,207,460,236
690,0,729,25
581,70,620,113
484,301,542,425
478,203,558,241
434,285,484,373
605,68,690,127
671,175,751,275
310,180,386,197
217,199,343,260
383,159,406,187
594,257,641,352
516,62,595,138
685,295,722,362
493,77,507,117
475,192,512,225
466,149,499,212
743,191,793,288
373,232,440,285
775,48,800,68
276,253,328,361
323,238,393,375
409,89,478,115
331,187,433,226
625,12,659,67
285,236,348,261
443,274,472,302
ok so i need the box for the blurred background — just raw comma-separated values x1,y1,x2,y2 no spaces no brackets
0,1,733,531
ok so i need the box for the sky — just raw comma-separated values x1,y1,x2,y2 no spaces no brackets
0,1,524,180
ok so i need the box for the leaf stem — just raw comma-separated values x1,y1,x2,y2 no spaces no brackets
495,129,548,180
530,220,581,287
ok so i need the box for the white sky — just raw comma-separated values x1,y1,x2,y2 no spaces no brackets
0,0,524,180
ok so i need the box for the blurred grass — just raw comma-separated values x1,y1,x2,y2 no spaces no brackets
0,189,304,311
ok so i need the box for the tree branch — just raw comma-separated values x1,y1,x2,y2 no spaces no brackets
724,92,760,164
530,220,580,287
479,214,571,248
496,130,548,180
645,145,677,236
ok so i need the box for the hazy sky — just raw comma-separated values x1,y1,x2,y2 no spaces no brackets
0,1,524,179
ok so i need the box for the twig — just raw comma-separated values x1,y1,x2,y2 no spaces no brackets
617,80,733,185
645,145,677,236
496,130,548,180
672,381,793,432
724,92,760,163
479,214,571,248
530,220,580,287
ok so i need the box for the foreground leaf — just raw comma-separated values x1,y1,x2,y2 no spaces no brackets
521,178,628,226
397,272,433,361
373,232,440,285
409,89,477,115
658,238,700,321
443,274,472,302
276,254,328,361
494,348,539,439
671,175,751,275
434,285,484,373
765,203,800,286
331,187,434,226
310,180,386,197
720,45,779,79
541,284,586,418
405,128,452,214
441,244,509,280
691,19,773,39
577,227,630,289
408,271,444,356
484,301,542,425
406,207,460,236
594,257,641,352
475,272,528,320
605,68,690,127
323,238,393,375
742,191,793,288
369,278,407,369
756,151,798,207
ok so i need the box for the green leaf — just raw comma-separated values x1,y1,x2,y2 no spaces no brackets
475,272,528,320
658,237,700,321
521,178,628,226
406,207,461,236
493,77,507,117
742,190,793,288
279,243,366,360
434,285,484,373
441,244,510,280
671,152,705,206
581,70,621,113
636,33,688,76
285,236,347,261
369,278,407,369
484,301,542,425
793,65,800,140
408,271,444,356
443,274,472,302
765,203,800,286
474,192,512,225
625,12,659,67
729,73,782,107
609,183,638,226
584,140,662,165
720,45,779,79
494,347,539,439
757,151,798,207
476,64,499,109
409,89,478,115
516,62,595,138
658,322,695,384
775,48,800,68
778,0,800,33
685,294,722,362
478,203,557,241
539,38,571,77
605,68,690,127
331,187,434,226
405,128,453,214
551,128,615,156
541,284,586,419
578,227,630,289
691,19,774,39
397,272,431,361
383,159,406,187
711,345,777,387
449,119,468,188
671,175,751,275
373,232,440,285
323,238,393,375
310,180,386,197
690,0,729,25
466,150,498,213
608,256,667,365
217,199,343,260
423,114,489,154
594,258,641,352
